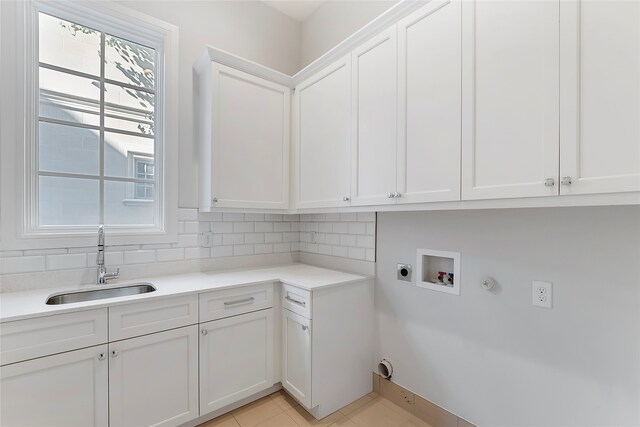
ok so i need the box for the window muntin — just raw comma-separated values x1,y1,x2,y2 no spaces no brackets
35,10,159,229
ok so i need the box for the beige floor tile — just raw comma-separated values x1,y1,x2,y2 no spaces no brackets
379,379,415,415
400,415,434,427
253,412,298,427
329,418,360,427
286,405,344,427
347,397,409,427
232,396,284,427
413,396,457,427
199,413,240,427
379,396,415,419
271,390,300,411
338,394,374,416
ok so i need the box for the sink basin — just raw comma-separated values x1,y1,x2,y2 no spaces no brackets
46,283,156,305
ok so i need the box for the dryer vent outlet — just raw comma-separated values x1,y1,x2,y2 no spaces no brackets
378,359,393,379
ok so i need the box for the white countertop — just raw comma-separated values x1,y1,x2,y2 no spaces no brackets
0,263,369,323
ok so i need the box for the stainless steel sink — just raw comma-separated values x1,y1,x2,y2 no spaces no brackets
46,283,156,305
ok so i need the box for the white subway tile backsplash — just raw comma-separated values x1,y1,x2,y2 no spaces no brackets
254,244,273,254
212,221,234,233
1,256,46,274
46,253,87,270
1,210,377,277
255,222,274,232
233,244,254,256
156,248,184,262
223,212,245,222
233,221,254,232
178,208,199,221
124,250,156,265
223,233,245,245
211,246,233,258
244,233,265,244
273,222,291,232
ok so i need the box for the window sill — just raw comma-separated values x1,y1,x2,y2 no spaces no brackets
122,199,154,206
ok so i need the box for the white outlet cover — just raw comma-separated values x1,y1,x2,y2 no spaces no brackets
532,281,552,308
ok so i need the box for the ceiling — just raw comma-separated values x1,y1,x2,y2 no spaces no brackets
261,0,326,22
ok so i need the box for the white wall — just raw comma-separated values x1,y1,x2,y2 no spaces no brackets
112,0,301,208
375,206,640,426
300,0,397,68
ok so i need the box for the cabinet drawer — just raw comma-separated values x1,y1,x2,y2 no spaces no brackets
282,284,312,319
109,295,198,341
199,283,274,322
0,309,108,366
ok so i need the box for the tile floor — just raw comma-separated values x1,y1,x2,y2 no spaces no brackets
198,390,433,427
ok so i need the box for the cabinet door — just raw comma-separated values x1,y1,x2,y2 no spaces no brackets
211,63,290,210
462,0,560,200
294,56,351,208
560,0,640,195
397,0,462,204
200,309,274,414
109,326,198,427
281,309,312,408
0,345,108,427
351,28,398,206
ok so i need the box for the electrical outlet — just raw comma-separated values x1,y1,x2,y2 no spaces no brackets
532,281,552,308
199,231,214,248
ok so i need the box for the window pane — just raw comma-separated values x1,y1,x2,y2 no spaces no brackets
104,131,154,178
104,180,155,226
38,122,100,175
39,67,100,127
104,83,154,135
105,35,155,90
39,13,101,76
39,176,99,226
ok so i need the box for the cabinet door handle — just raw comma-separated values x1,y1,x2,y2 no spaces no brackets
343,196,350,202
97,353,106,361
301,325,308,331
544,178,555,187
212,197,218,203
111,350,119,357
387,192,394,198
201,329,208,336
285,295,306,307
223,297,255,307
561,176,572,186
394,192,401,198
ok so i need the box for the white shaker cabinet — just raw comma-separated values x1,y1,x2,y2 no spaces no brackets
0,345,109,427
199,309,275,414
109,326,199,427
281,308,312,408
350,28,398,206
196,58,290,211
462,0,560,200
560,0,640,195
396,0,462,204
293,56,352,209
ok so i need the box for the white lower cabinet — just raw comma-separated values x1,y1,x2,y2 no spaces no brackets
109,326,199,427
199,309,275,414
0,344,109,427
281,309,312,408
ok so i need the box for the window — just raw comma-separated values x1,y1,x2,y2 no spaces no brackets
0,1,178,248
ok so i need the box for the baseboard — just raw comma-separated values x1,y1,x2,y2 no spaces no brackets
373,372,476,427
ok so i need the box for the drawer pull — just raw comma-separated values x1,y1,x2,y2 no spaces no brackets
97,352,106,361
301,325,308,331
223,297,255,307
285,295,306,307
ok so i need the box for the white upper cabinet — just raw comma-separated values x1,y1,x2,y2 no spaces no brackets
560,0,640,195
351,28,398,206
462,0,560,200
198,61,290,211
293,56,352,209
397,0,462,204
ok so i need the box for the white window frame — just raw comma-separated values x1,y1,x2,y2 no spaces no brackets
0,0,179,250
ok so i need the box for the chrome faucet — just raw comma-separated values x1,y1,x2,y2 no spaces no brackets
97,225,120,285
